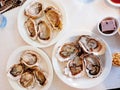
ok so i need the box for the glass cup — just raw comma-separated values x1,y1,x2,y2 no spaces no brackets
80,0,94,3
0,14,7,29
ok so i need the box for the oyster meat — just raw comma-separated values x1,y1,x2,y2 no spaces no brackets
19,72,35,88
9,63,24,79
20,50,41,67
64,56,85,78
24,18,37,40
24,1,42,19
44,6,62,30
37,21,51,42
56,43,79,62
33,67,46,86
78,35,106,55
84,54,102,78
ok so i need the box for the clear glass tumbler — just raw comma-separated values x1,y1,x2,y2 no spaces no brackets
80,0,94,3
0,14,7,28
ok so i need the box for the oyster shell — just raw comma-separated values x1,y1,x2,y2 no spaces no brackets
20,50,41,67
24,1,43,19
33,67,46,86
56,43,79,62
84,54,102,78
19,72,35,88
37,20,52,43
44,6,62,30
78,35,106,56
64,56,85,78
24,18,37,40
8,63,24,80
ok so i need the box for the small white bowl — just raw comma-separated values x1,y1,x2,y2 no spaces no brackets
97,17,119,36
107,0,120,7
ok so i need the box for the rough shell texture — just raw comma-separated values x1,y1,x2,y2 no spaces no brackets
44,6,62,30
24,18,37,40
37,20,52,43
84,54,102,78
20,50,41,67
64,56,85,78
56,43,79,62
24,1,43,19
78,35,106,56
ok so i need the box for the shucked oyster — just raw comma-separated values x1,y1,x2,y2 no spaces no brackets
78,35,106,56
20,50,41,67
56,43,79,62
64,56,85,78
8,63,24,80
19,72,35,88
24,18,37,40
37,20,51,43
84,54,102,78
33,67,46,86
44,6,62,30
24,1,43,19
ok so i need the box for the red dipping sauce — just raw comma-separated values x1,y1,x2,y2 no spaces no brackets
111,0,120,4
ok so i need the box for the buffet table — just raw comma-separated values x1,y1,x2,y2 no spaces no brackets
0,0,120,90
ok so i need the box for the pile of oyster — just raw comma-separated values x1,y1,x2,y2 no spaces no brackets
24,1,63,43
7,50,47,89
56,35,106,78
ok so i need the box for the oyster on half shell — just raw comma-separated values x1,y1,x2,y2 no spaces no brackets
24,1,43,19
37,20,51,43
24,18,37,40
44,6,62,30
20,50,41,67
19,72,35,88
8,63,24,80
33,67,46,86
78,35,106,56
56,43,79,62
64,56,85,78
84,54,102,78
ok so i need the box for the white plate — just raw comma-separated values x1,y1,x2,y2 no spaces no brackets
18,0,67,48
52,31,112,89
6,46,53,90
107,0,120,7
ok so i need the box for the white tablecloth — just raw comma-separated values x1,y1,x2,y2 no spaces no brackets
0,0,120,90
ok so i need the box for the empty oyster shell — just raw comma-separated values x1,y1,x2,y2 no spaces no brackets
8,63,24,80
24,1,43,19
19,72,35,88
78,35,106,56
84,54,102,78
37,20,52,43
33,67,46,86
24,18,37,40
64,56,85,78
56,43,79,62
20,50,41,67
44,6,62,30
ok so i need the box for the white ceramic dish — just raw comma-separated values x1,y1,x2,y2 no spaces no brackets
6,46,53,90
107,0,120,7
97,16,119,36
52,31,112,89
18,0,67,48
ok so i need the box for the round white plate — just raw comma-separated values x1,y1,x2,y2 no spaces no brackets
107,0,120,7
18,0,67,48
6,46,53,90
52,30,112,89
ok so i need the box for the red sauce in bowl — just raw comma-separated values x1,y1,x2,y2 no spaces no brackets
111,0,120,4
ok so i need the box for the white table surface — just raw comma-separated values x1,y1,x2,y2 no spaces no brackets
1,0,120,90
